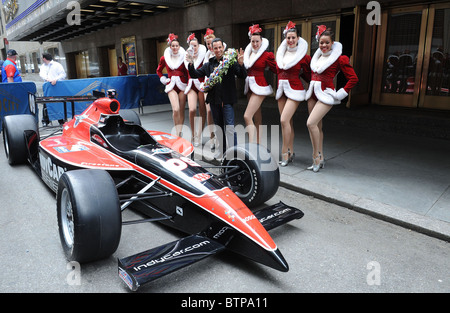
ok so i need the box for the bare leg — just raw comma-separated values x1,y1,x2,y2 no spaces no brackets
168,90,186,136
204,93,215,140
187,90,198,141
307,100,332,162
244,93,265,143
307,98,324,161
278,96,299,161
178,91,186,134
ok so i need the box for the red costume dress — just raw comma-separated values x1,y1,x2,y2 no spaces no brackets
184,44,207,94
276,37,311,102
243,38,277,96
306,42,359,105
157,47,188,93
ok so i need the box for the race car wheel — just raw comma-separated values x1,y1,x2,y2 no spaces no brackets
221,143,279,208
57,169,122,263
119,109,141,126
2,114,38,165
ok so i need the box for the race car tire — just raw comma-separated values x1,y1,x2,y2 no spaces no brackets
119,109,141,126
57,169,122,263
2,114,38,165
221,143,279,208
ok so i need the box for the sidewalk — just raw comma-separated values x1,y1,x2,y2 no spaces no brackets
137,100,450,242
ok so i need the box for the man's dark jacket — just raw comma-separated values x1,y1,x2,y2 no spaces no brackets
188,55,247,105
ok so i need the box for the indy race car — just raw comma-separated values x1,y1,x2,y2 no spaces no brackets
2,90,303,291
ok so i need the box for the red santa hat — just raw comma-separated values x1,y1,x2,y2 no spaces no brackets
315,25,327,42
283,21,296,36
204,28,214,39
187,33,196,44
248,24,263,38
167,33,178,45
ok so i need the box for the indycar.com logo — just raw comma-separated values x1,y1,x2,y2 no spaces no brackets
132,240,211,272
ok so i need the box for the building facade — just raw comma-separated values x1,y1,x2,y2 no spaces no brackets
1,0,449,110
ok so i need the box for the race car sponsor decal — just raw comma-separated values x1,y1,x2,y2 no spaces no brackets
80,162,120,168
151,147,171,154
132,240,211,272
224,210,236,222
192,173,211,182
91,134,108,148
152,134,176,141
39,152,67,192
118,267,135,290
74,114,89,128
54,145,89,153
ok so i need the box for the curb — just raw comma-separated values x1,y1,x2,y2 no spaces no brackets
280,173,450,242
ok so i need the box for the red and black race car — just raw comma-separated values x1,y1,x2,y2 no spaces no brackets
2,90,303,291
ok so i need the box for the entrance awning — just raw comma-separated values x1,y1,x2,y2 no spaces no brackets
6,0,189,42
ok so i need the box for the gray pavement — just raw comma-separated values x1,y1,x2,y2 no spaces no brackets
137,99,450,242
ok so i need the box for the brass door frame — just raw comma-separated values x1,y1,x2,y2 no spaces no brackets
373,5,430,108
420,2,450,110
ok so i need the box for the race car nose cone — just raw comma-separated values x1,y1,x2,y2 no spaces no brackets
271,249,289,272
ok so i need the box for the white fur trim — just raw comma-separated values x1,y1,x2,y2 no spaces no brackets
244,38,269,69
310,42,342,74
160,76,169,85
244,76,273,96
164,47,186,70
164,76,187,93
184,44,207,69
276,37,308,70
336,88,348,100
276,79,306,101
306,81,340,105
184,78,203,94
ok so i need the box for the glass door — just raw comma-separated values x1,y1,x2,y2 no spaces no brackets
373,5,428,107
420,2,450,110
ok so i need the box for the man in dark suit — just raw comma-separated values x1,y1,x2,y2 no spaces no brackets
187,38,246,158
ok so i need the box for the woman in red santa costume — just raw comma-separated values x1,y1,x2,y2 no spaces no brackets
157,33,188,137
184,33,207,146
276,21,311,166
243,24,277,144
306,26,359,172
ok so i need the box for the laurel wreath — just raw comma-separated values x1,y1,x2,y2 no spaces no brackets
201,48,238,92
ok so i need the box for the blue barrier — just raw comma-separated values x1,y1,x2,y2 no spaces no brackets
44,75,169,121
0,82,37,130
139,74,169,106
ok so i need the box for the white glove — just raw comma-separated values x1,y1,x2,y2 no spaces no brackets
335,88,348,100
160,76,170,85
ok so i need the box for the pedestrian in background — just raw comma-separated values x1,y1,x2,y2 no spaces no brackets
39,52,67,126
306,26,359,172
117,57,128,76
40,53,66,85
1,49,22,83
157,33,188,137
